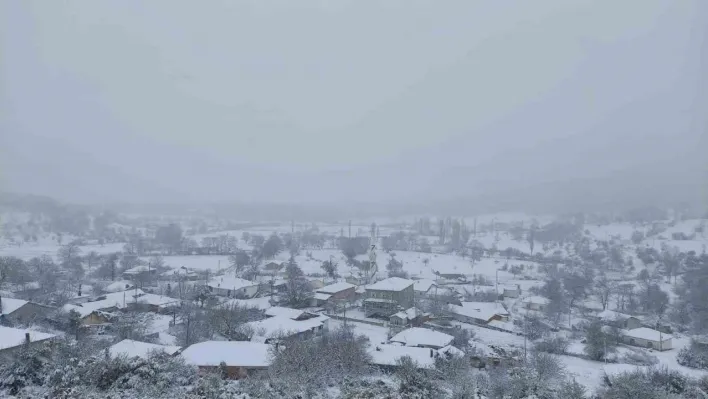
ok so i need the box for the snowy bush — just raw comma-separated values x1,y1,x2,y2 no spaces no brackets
600,366,703,399
339,377,400,399
677,340,708,370
533,336,569,355
621,349,659,366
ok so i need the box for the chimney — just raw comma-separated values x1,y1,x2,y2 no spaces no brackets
25,332,30,344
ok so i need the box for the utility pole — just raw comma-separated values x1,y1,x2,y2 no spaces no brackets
348,220,352,238
523,317,527,362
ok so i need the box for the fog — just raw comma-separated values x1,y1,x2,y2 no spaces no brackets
1,0,706,213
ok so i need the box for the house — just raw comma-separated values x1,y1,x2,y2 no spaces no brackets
160,267,199,281
181,341,271,379
412,279,438,298
265,306,311,320
128,292,180,313
122,265,157,280
389,327,454,349
108,339,181,360
61,289,144,325
67,284,94,304
0,326,56,356
317,282,356,300
595,310,642,330
263,262,284,273
449,302,509,325
206,276,260,299
244,313,329,343
368,343,462,370
500,285,521,299
0,296,53,324
389,307,429,328
522,296,550,312
623,327,673,351
103,280,135,293
311,282,356,306
363,277,415,318
62,304,113,325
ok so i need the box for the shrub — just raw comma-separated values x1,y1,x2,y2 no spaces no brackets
621,350,659,366
677,340,708,370
533,336,570,355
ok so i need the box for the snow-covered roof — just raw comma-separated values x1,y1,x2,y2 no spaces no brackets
62,289,146,317
390,327,453,349
624,327,673,342
103,281,135,293
161,267,198,277
317,282,355,294
368,344,437,369
522,296,550,305
265,306,305,320
392,307,423,321
596,309,632,321
133,293,179,307
412,279,437,293
181,341,272,368
450,302,509,322
0,326,56,351
207,276,258,291
123,265,152,275
224,297,273,311
438,345,465,358
246,315,329,339
366,277,414,292
313,292,331,301
109,339,181,359
0,297,28,315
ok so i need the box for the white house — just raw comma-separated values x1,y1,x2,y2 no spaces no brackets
449,302,509,325
108,339,181,359
595,310,643,330
522,296,550,312
368,344,438,369
500,285,521,299
206,276,260,298
412,279,437,297
244,314,329,343
623,327,673,351
389,327,454,349
0,326,56,355
181,341,271,379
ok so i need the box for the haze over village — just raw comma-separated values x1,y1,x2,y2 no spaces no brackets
1,0,707,398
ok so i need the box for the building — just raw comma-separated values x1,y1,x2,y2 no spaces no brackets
161,267,199,281
368,344,439,370
389,307,429,328
522,296,550,312
449,302,509,325
412,279,438,298
389,327,454,349
206,276,260,299
311,282,356,306
128,292,180,313
0,296,53,324
363,277,415,318
244,313,329,343
595,310,642,330
623,327,673,351
317,282,356,300
181,341,271,379
122,265,157,280
0,326,56,357
103,280,135,293
500,285,521,299
108,339,181,360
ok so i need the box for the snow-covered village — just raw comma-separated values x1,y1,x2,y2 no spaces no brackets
0,202,707,398
2,0,706,398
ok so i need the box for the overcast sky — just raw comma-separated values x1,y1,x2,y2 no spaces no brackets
1,0,705,207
